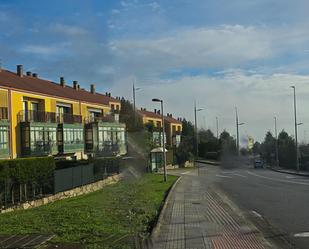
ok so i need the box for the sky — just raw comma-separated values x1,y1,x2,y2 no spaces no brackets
1,0,309,144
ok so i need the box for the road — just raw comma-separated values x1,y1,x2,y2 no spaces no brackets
198,161,309,249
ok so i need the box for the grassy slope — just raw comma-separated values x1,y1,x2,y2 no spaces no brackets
0,174,177,248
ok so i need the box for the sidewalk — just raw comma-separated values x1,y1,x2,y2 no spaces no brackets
151,174,274,249
269,166,309,177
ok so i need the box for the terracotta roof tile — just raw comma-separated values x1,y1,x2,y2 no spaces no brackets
137,109,182,124
0,69,120,106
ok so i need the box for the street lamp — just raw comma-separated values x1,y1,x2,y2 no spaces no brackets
291,86,300,171
133,83,141,126
235,107,245,156
152,98,167,182
216,117,219,139
274,117,279,167
194,101,203,172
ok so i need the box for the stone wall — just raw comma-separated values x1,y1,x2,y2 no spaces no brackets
0,174,123,214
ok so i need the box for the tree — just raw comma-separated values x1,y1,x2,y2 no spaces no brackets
198,129,220,158
252,141,261,155
277,130,296,169
175,119,195,167
260,131,276,164
119,98,143,131
219,130,237,155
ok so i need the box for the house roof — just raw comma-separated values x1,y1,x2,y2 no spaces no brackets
0,69,120,106
137,109,162,119
137,108,182,124
164,115,182,125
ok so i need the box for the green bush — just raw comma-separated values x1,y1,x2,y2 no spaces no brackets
0,157,55,190
93,157,121,175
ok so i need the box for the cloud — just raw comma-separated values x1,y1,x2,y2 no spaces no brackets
50,23,88,36
110,69,309,142
109,25,274,77
20,43,71,56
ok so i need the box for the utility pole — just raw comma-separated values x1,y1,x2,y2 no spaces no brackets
152,98,167,182
291,86,299,171
235,107,244,156
216,117,219,139
132,81,141,127
274,117,279,167
194,102,203,174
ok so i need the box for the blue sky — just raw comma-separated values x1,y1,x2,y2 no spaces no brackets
1,0,309,143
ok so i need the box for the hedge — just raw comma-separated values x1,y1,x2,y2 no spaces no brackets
93,157,121,175
0,157,55,185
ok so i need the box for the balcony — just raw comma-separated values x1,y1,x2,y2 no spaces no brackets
85,114,117,124
0,107,8,120
18,110,82,124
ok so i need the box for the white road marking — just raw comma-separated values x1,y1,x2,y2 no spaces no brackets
233,173,247,178
216,174,232,178
251,210,263,219
247,171,309,186
294,232,309,238
286,176,297,179
181,171,192,175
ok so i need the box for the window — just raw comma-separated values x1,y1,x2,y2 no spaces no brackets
0,126,8,150
63,127,84,145
29,126,57,153
157,121,161,127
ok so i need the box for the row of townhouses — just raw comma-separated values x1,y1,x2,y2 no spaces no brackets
0,65,126,159
0,65,183,161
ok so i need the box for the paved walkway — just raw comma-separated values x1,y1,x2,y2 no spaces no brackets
152,171,274,249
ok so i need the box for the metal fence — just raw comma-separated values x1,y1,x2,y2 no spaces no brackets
0,160,120,211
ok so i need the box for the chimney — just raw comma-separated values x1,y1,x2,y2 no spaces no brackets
154,109,157,113
32,73,38,78
73,81,78,90
105,92,108,96
157,110,160,114
17,65,23,77
108,92,111,97
170,113,172,117
60,77,65,87
90,84,96,94
77,84,80,90
26,71,32,76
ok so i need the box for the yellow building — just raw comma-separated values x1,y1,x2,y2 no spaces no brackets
137,108,182,147
0,65,126,159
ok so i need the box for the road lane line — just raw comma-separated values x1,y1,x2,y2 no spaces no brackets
247,170,309,186
216,174,232,178
294,232,309,238
181,171,192,175
233,173,247,178
251,210,263,219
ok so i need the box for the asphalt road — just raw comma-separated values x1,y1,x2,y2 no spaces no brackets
198,161,309,249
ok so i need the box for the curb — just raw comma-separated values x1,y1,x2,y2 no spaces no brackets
268,167,309,177
196,160,220,166
150,176,182,241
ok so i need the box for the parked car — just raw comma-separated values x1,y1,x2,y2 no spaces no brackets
254,158,264,168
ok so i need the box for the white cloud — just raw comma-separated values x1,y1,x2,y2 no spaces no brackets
110,70,309,143
20,43,71,56
110,25,274,75
51,23,88,36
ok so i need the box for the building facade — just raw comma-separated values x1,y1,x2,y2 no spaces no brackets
0,65,126,159
137,108,182,147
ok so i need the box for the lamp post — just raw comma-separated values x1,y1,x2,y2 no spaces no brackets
152,98,167,182
235,107,245,156
274,117,279,167
133,83,141,127
291,86,300,171
216,117,219,139
194,102,203,174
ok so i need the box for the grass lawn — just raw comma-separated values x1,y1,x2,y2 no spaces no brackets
0,174,178,249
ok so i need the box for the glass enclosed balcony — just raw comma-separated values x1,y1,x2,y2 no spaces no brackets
18,110,83,156
57,123,84,154
0,107,9,158
85,121,126,156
